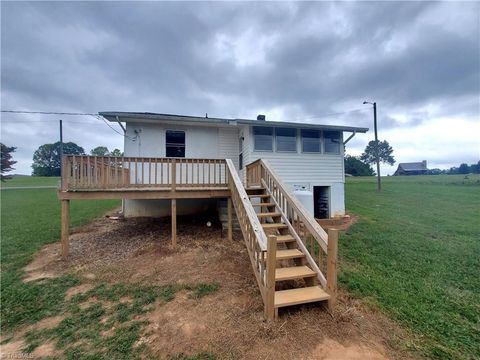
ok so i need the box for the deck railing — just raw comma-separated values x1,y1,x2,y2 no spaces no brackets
226,159,270,307
246,159,338,308
61,155,228,191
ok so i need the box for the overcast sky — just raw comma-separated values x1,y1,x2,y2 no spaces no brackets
1,1,479,175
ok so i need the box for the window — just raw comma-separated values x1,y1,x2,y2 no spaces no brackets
301,129,321,153
276,127,297,152
166,130,185,157
324,131,341,154
253,126,273,151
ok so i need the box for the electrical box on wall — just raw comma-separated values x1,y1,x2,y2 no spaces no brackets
291,183,310,191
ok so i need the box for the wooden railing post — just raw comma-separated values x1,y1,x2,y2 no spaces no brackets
326,228,339,311
171,159,176,191
227,197,233,241
61,199,70,259
265,235,277,320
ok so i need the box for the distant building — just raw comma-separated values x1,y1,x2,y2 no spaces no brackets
394,160,428,176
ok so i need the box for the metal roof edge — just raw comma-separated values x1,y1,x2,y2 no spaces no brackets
99,111,369,133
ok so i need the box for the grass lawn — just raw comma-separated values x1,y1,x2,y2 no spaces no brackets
341,174,480,359
1,180,221,359
0,176,60,187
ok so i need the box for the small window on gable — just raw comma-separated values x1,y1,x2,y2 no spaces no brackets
276,127,297,152
324,131,341,154
301,129,321,153
253,126,273,151
166,130,185,157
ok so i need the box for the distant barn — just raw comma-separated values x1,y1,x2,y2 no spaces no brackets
394,161,428,176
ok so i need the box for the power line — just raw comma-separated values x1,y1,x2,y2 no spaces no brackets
0,109,134,140
95,115,134,141
291,108,366,122
1,119,106,125
1,110,97,116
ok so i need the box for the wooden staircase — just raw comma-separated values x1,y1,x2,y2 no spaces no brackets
225,158,338,320
248,190,331,317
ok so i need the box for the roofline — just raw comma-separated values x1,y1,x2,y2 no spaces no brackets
99,111,369,133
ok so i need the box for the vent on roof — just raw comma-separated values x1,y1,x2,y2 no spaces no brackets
257,114,266,121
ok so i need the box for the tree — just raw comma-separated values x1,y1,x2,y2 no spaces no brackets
470,161,480,174
458,163,470,174
32,142,85,176
110,148,124,157
90,146,110,156
360,140,395,166
90,147,123,157
344,155,375,176
1,143,17,181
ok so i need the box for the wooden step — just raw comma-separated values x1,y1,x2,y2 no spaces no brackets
276,235,296,243
251,202,275,207
257,212,281,218
275,286,330,308
245,187,265,191
276,249,305,260
249,194,271,198
262,223,288,230
275,266,316,281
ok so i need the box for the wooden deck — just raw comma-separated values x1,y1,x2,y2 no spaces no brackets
58,156,234,257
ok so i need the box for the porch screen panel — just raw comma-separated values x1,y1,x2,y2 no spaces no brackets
301,129,321,153
253,126,273,151
324,131,341,154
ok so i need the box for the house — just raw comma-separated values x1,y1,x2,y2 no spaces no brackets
57,111,368,319
394,160,428,176
99,112,368,219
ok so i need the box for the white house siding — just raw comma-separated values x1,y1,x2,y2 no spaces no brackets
218,127,240,169
122,122,238,217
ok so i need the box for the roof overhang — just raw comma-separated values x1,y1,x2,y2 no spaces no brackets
99,111,369,133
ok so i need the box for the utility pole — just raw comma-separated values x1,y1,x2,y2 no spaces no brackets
373,102,381,191
363,101,381,191
60,120,63,188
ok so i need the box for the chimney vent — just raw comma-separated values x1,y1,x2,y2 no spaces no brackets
257,114,266,121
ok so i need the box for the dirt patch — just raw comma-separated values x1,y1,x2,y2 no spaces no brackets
20,212,414,359
318,213,360,232
0,339,26,360
34,315,64,330
65,283,94,300
32,340,61,358
23,242,60,282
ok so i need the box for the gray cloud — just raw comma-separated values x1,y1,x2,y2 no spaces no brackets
1,1,479,174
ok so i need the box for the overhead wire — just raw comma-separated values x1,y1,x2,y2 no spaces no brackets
0,110,134,140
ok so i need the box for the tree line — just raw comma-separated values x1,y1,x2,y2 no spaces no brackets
428,161,480,175
0,142,123,179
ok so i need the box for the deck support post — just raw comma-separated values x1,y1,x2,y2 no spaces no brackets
326,228,339,311
171,199,177,246
227,198,233,241
265,235,277,320
61,199,70,259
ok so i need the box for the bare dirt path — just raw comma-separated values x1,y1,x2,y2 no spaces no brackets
15,212,415,359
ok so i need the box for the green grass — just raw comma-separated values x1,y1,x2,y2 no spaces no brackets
342,174,480,359
1,186,120,330
0,176,60,187
22,282,218,359
0,178,220,358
